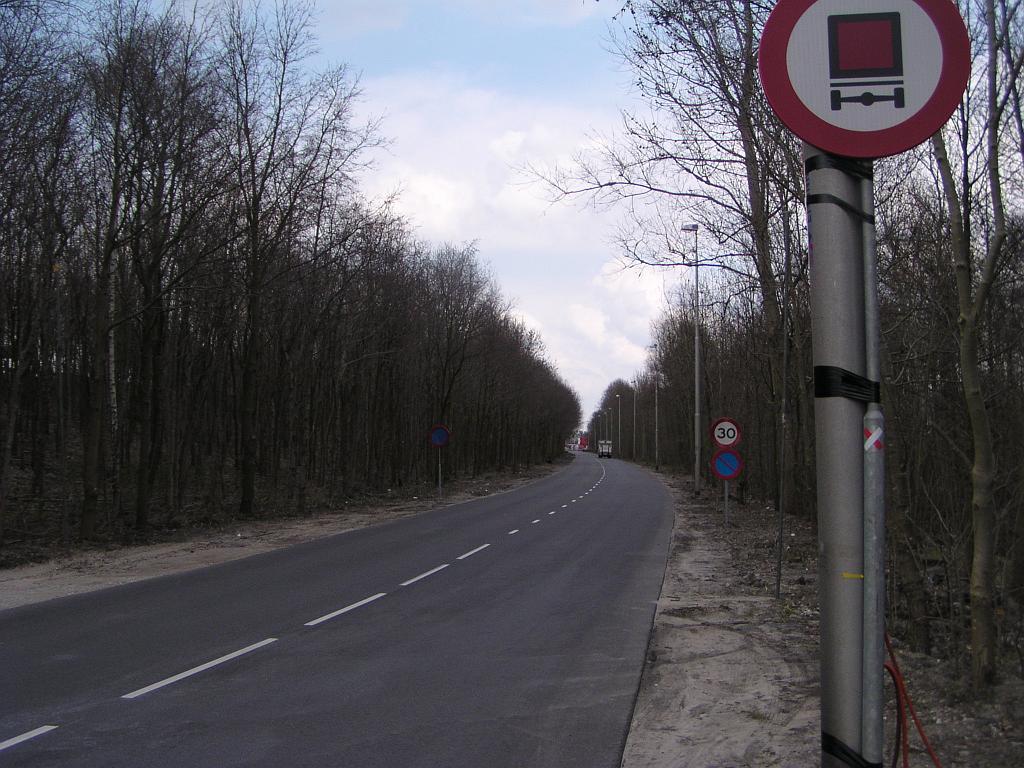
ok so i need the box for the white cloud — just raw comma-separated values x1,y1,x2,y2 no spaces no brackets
453,0,610,26
389,168,477,239
567,303,609,347
319,0,410,37
355,67,664,418
330,0,612,29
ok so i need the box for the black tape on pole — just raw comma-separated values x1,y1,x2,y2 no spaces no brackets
806,193,875,224
821,732,883,768
814,365,881,404
805,153,874,180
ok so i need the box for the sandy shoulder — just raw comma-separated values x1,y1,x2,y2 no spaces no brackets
622,477,821,768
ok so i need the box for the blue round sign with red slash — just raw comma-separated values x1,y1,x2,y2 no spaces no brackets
711,448,744,481
429,424,450,448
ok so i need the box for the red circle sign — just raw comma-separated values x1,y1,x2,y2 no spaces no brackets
711,448,744,481
710,418,741,448
759,0,969,158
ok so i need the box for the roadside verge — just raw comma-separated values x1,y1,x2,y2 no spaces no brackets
621,474,821,767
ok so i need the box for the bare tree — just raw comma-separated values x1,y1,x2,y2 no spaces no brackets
928,0,1021,688
217,0,377,518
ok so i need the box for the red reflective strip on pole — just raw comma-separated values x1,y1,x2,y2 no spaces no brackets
864,426,884,451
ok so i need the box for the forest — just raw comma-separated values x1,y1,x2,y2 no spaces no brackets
549,0,1023,690
0,1,581,557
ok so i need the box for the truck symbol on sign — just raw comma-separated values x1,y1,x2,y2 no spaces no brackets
828,13,905,111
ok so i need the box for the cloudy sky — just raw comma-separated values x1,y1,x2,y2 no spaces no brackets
317,0,674,419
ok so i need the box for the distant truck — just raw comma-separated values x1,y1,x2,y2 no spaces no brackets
597,440,612,458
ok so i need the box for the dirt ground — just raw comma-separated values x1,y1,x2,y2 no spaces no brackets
623,473,1024,768
2,460,1021,766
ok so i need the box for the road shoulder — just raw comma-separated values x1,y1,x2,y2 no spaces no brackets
622,475,821,767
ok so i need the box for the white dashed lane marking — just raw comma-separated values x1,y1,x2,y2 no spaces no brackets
305,593,387,628
121,638,278,700
400,564,450,587
457,544,491,560
0,726,59,753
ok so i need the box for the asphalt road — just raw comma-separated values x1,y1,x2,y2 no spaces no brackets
0,452,672,767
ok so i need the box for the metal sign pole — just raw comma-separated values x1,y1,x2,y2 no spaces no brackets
724,480,729,527
861,171,886,765
693,260,702,496
760,3,969,765
804,143,869,767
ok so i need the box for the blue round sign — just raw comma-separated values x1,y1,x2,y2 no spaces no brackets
711,448,744,481
429,424,451,448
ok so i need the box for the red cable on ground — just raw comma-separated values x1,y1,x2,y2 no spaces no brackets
885,632,944,768
884,661,908,768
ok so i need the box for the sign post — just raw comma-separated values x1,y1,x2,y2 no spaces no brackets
760,2,968,765
710,420,743,527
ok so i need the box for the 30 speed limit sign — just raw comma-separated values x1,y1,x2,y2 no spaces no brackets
711,418,741,448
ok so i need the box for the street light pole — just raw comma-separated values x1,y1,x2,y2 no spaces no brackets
649,344,660,471
616,393,621,456
683,223,701,496
632,382,637,461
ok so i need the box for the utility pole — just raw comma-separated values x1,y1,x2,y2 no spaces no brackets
683,223,701,495
649,344,660,472
616,393,621,455
632,382,637,461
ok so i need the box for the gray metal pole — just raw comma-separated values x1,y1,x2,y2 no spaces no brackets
632,384,637,461
692,262,700,495
861,170,886,765
654,369,659,471
724,480,729,527
693,248,702,496
804,143,867,767
617,394,621,455
682,223,701,494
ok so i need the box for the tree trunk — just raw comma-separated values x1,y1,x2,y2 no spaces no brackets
0,346,27,543
961,319,998,686
239,291,260,519
932,128,1001,688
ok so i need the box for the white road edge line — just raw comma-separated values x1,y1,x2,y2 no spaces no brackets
549,511,556,515
0,726,59,752
305,592,387,627
457,544,491,560
122,638,278,700
401,563,450,586
531,519,540,524
508,529,519,535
